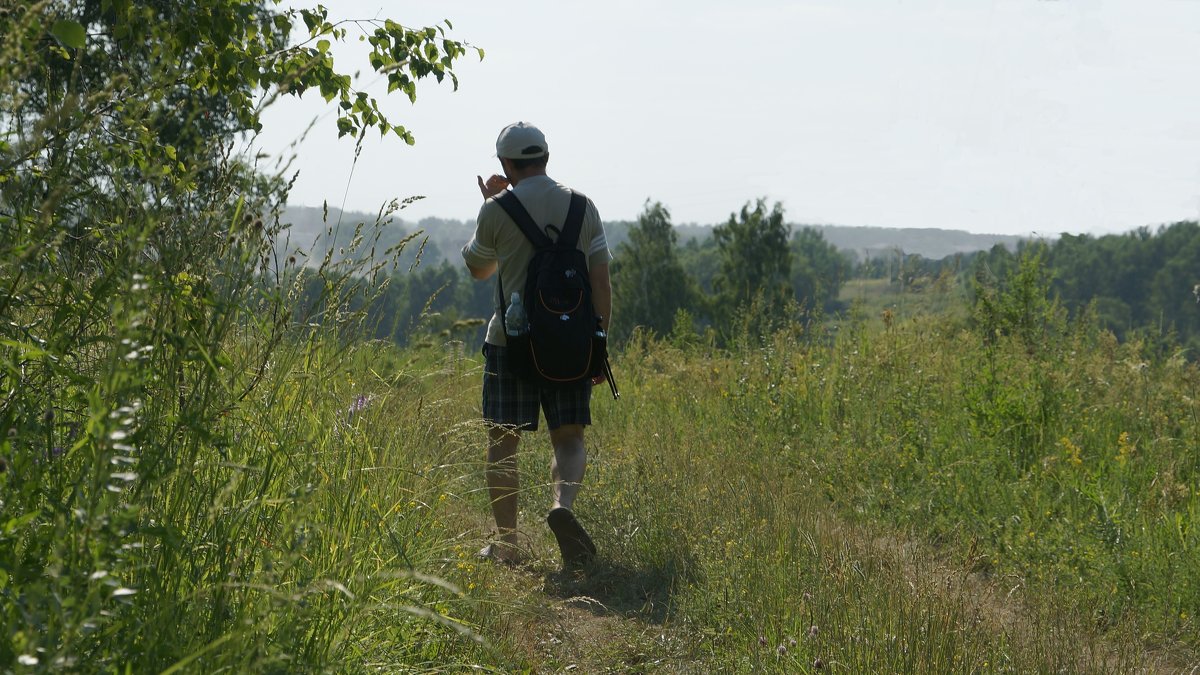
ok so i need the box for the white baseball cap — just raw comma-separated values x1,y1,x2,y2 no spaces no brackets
495,121,548,159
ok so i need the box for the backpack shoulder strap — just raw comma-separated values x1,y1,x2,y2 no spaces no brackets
557,191,588,249
494,191,553,248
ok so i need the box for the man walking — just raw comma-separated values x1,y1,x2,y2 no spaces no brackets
462,122,612,568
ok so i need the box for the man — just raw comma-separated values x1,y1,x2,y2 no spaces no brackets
462,121,612,568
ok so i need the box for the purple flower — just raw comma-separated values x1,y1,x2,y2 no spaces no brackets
346,394,373,420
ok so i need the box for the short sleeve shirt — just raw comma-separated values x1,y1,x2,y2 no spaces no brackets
462,175,610,346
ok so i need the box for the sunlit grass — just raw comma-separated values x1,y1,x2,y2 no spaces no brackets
561,309,1196,670
5,220,1195,671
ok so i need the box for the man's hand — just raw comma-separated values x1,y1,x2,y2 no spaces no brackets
477,174,509,199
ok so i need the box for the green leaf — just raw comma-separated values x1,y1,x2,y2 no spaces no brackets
50,19,87,49
4,511,41,536
316,39,330,53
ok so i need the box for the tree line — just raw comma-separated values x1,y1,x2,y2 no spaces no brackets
294,198,855,348
303,203,1200,356
968,221,1200,354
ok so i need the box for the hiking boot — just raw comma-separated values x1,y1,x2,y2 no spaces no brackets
546,507,596,568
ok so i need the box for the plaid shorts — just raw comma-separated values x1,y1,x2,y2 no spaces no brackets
482,343,591,431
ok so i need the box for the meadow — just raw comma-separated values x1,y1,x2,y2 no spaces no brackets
445,278,1199,672
7,259,1196,672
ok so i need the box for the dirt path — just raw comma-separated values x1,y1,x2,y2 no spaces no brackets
445,499,1193,672
470,538,701,673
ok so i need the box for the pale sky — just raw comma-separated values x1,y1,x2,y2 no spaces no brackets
254,1,1200,236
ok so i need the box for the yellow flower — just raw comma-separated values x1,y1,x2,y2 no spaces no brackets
1116,431,1135,466
1060,437,1083,467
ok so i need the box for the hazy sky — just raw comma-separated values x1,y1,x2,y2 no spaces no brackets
254,1,1200,236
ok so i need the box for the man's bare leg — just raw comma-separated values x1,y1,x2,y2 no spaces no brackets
547,423,595,566
486,425,522,562
549,424,586,511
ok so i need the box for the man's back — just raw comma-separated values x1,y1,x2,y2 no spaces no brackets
467,175,608,346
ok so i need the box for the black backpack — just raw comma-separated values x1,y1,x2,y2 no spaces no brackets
495,190,618,398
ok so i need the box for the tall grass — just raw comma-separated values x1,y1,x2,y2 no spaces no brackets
6,201,1195,671
563,290,1196,670
321,264,1195,672
0,4,510,665
0,167,498,670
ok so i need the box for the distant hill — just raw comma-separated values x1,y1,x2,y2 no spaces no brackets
279,205,1026,267
806,224,1025,260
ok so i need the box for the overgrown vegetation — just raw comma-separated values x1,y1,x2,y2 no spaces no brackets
303,259,1196,672
1,2,482,670
440,264,1197,670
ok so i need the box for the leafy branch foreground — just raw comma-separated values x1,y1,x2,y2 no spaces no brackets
0,2,489,670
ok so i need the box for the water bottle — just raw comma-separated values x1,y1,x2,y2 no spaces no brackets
505,292,527,336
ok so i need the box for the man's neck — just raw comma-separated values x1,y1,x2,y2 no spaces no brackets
508,168,548,187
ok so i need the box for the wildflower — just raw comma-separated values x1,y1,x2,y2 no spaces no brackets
813,657,825,669
777,644,788,657
346,394,374,422
758,635,767,647
1116,431,1135,466
808,625,819,638
1060,437,1083,467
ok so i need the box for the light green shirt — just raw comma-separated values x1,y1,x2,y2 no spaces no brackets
462,175,610,346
